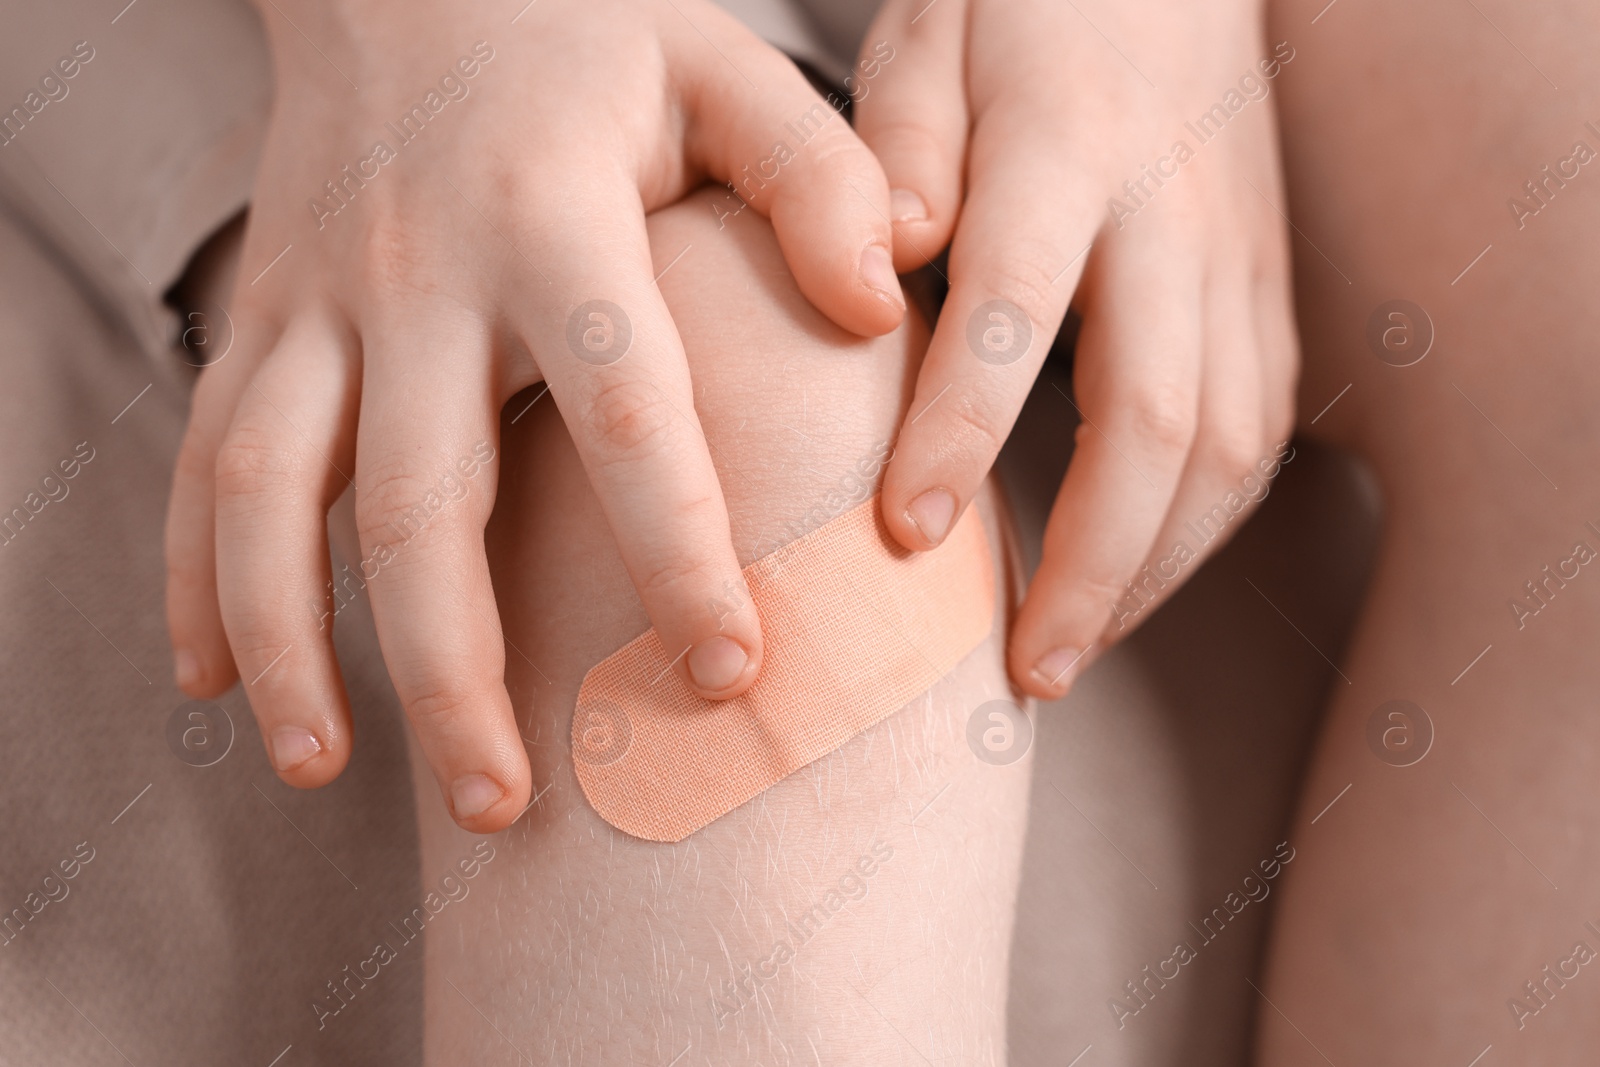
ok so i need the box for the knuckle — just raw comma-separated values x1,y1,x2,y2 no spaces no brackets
867,116,942,157
403,677,479,733
977,250,1059,330
228,633,295,681
940,392,1008,465
634,550,719,605
360,221,435,299
491,165,562,237
864,119,952,180
213,421,299,502
799,130,877,184
1039,565,1130,635
1076,570,1133,612
354,467,444,547
583,377,680,465
1118,381,1197,456
485,161,525,211
1204,423,1265,478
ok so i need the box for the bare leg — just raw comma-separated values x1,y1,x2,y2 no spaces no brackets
413,189,1029,1065
1003,422,1376,1066
404,183,1380,1062
1260,0,1600,1061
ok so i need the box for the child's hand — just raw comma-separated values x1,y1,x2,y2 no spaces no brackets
856,0,1300,698
166,0,903,831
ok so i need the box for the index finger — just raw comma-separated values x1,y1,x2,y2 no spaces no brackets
503,175,766,703
879,114,1099,553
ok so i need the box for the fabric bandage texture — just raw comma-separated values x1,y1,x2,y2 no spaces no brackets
572,497,997,842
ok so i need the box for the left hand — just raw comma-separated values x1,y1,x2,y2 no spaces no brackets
853,0,1301,698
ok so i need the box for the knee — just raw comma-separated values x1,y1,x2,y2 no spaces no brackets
487,187,932,653
484,186,1011,813
642,184,927,559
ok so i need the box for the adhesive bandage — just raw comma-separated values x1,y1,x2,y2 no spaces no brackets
572,497,997,842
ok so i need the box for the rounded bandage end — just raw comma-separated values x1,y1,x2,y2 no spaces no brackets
571,497,997,842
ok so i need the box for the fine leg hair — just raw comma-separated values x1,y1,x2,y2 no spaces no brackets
406,185,1386,1067
411,186,1030,1065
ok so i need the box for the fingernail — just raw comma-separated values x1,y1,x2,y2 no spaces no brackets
270,726,322,772
904,488,956,547
450,774,504,819
890,188,928,223
1031,647,1085,692
859,242,904,308
174,648,200,691
688,635,749,694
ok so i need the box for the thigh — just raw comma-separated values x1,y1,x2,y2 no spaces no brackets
1262,1,1600,1062
413,188,1031,1065
1001,391,1377,1066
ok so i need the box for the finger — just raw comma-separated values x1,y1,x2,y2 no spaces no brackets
213,313,359,787
505,175,765,702
1007,221,1204,700
880,114,1098,555
675,20,904,337
1098,262,1266,644
354,310,530,834
854,0,971,270
166,310,277,697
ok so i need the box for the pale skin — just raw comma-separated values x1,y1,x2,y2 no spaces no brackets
854,0,1299,701
161,0,1600,1059
417,1,1600,1058
165,0,907,833
1258,0,1600,1060
165,0,1302,837
174,180,1367,1066
409,186,1031,1064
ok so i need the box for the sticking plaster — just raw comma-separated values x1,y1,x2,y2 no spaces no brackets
572,497,996,842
